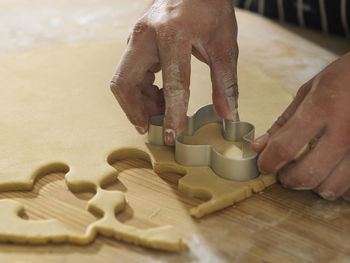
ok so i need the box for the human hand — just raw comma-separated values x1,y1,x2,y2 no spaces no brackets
110,0,239,145
252,53,350,201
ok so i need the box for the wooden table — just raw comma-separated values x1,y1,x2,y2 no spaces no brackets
0,1,349,262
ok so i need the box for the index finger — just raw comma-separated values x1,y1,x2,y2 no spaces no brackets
110,22,159,133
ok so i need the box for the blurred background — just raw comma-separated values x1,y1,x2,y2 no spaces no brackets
0,0,150,57
0,0,349,91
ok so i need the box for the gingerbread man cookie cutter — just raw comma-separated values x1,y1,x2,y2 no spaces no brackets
148,104,259,181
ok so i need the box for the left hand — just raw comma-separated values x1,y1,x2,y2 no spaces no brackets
252,53,350,201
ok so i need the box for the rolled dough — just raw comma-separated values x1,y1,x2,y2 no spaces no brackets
0,42,292,250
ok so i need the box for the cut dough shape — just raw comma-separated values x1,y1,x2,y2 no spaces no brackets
0,189,186,251
0,42,292,250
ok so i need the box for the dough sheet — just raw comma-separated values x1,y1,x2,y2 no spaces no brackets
0,42,292,250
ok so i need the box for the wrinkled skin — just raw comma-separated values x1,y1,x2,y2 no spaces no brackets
110,0,239,145
252,53,350,201
111,0,350,202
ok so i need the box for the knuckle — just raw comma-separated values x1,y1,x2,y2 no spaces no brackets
224,77,238,92
273,115,288,129
110,73,126,94
210,43,238,64
130,20,149,41
225,83,239,98
309,74,340,112
110,80,123,97
211,50,233,65
213,81,238,99
156,22,179,45
211,65,238,97
110,81,118,94
314,72,333,89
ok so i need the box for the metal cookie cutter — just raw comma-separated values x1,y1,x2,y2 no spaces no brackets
148,104,259,181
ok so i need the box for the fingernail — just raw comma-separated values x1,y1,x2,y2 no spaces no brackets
135,126,147,134
253,133,269,146
319,191,335,200
164,129,175,145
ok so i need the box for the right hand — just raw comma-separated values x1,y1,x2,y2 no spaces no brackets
252,53,350,201
110,0,239,145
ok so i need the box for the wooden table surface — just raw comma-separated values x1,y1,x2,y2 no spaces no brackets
0,1,349,262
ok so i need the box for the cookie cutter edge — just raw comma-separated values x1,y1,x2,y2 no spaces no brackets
148,104,259,181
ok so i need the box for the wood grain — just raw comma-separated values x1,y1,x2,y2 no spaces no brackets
0,158,349,262
0,2,349,262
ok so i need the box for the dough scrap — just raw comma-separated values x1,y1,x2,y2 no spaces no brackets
0,189,186,251
0,42,292,250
